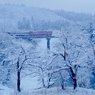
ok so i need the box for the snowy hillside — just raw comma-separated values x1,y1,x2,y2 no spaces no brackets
0,4,69,32
0,4,94,32
0,4,65,22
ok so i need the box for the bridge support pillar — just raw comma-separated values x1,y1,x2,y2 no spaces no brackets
47,38,50,50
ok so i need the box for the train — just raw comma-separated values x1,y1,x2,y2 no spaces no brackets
29,31,52,36
8,31,52,36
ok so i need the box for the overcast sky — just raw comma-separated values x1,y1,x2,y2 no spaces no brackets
0,0,95,14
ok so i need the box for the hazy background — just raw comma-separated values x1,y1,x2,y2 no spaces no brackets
0,0,95,14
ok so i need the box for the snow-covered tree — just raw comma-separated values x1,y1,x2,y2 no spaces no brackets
52,25,93,89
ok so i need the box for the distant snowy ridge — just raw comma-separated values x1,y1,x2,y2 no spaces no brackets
0,4,69,32
0,4,66,22
0,4,94,33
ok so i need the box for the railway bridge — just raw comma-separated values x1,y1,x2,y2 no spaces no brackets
8,31,57,50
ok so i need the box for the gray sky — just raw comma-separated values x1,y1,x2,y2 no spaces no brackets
0,0,95,14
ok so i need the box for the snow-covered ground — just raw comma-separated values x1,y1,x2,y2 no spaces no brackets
0,86,95,95
21,76,41,90
0,84,95,95
0,84,13,95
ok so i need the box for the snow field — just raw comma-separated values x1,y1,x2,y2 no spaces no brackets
11,87,95,95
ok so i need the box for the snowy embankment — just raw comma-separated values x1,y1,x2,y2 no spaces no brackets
1,87,95,95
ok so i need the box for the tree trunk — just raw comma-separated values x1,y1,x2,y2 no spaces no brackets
17,60,21,92
59,72,65,90
47,73,51,88
42,78,46,88
73,78,77,89
17,71,20,92
61,80,65,90
69,67,77,90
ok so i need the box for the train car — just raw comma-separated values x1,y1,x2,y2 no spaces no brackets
29,31,52,36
